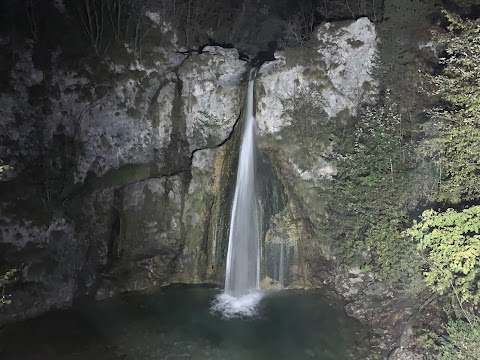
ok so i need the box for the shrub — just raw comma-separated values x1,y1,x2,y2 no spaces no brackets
406,206,480,304
330,93,423,286
436,315,480,360
425,11,480,204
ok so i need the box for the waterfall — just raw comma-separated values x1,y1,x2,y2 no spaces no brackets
212,68,263,317
225,68,260,296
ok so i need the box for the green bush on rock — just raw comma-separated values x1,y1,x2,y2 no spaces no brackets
426,11,480,204
0,269,18,308
330,92,422,286
435,314,480,360
409,11,480,359
406,206,480,304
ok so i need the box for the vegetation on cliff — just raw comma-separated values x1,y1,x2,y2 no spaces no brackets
414,11,480,358
329,10,480,358
426,11,480,205
330,91,420,286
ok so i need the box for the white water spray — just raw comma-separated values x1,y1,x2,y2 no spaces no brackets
212,68,263,317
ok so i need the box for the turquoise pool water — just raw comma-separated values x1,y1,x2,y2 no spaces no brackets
0,285,378,360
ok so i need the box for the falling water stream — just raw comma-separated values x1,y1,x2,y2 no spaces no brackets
212,68,264,317
225,68,260,295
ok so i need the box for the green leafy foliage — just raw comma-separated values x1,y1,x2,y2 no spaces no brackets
434,12,480,119
406,206,480,304
436,315,480,360
408,12,480,358
426,11,480,204
330,93,422,285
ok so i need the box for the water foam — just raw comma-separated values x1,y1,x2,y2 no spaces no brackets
211,290,264,318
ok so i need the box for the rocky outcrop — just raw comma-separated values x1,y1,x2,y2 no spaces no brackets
334,268,423,357
0,23,248,322
0,214,76,320
179,47,247,152
252,17,378,289
256,17,377,135
98,176,187,297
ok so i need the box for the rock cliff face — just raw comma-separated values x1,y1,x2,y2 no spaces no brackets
0,28,248,322
253,17,378,289
0,13,378,318
0,1,439,357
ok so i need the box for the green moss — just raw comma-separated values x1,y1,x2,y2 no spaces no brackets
184,173,214,251
205,109,245,281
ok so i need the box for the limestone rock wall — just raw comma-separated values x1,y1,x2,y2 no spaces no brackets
254,17,378,288
0,16,379,323
256,17,377,135
179,47,247,152
0,31,247,323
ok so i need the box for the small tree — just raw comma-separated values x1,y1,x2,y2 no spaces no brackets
106,0,124,42
406,206,480,305
425,11,480,204
283,1,316,46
